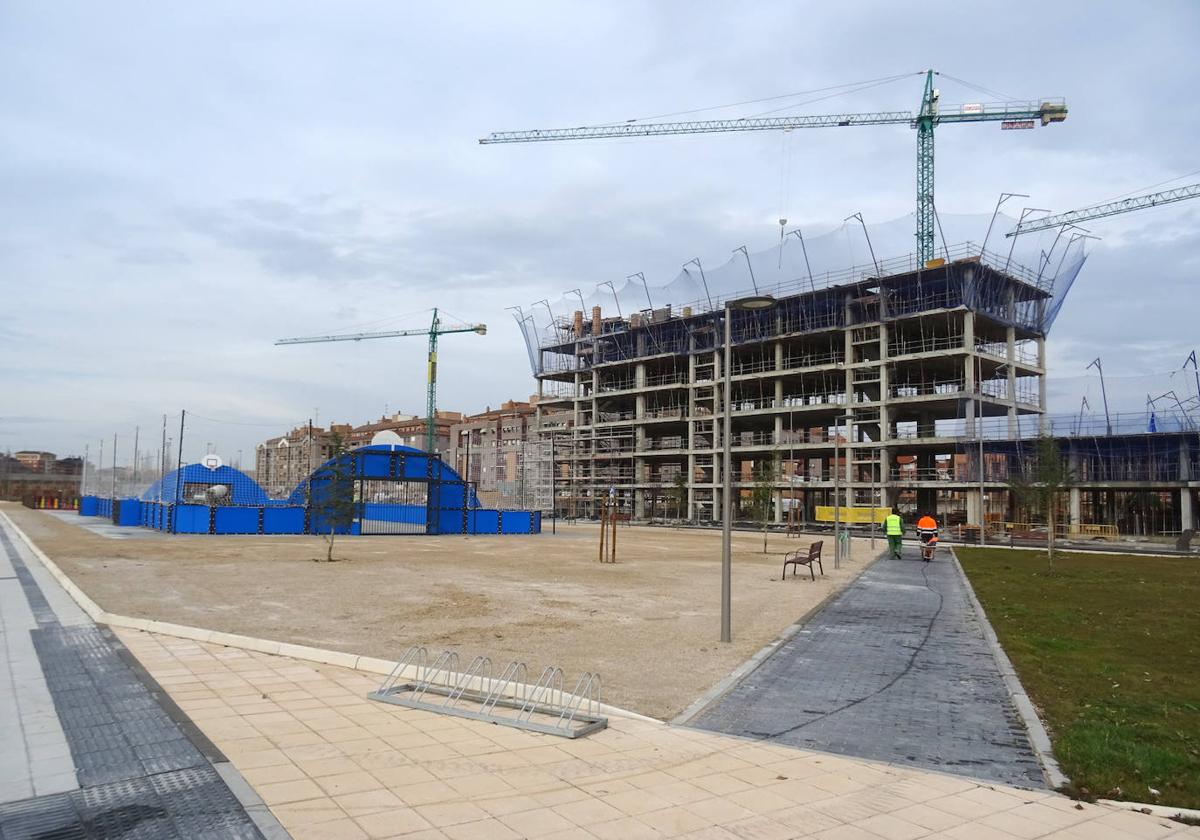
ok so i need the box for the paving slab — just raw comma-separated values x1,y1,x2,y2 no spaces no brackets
0,515,282,839
109,628,1200,840
691,545,1046,788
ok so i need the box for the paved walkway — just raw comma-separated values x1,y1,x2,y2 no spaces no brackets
0,517,280,839
111,629,1197,840
5,511,1198,839
692,545,1045,788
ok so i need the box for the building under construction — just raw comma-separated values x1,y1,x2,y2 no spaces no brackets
530,239,1198,536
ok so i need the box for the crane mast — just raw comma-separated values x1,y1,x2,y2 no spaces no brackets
482,70,1068,265
277,310,486,455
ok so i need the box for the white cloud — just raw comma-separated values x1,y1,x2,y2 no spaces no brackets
2,0,1198,459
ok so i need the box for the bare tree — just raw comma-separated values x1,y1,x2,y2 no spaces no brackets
672,470,688,525
310,432,355,562
751,454,781,554
1008,436,1074,570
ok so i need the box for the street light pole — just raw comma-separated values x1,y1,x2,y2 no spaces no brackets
722,304,733,644
978,355,987,547
721,295,776,644
833,412,840,568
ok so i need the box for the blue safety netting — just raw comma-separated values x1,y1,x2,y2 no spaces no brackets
140,463,271,506
287,444,481,508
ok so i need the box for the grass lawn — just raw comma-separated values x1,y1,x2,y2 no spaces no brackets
957,547,1200,809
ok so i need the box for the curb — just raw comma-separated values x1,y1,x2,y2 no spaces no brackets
1097,799,1200,823
0,509,659,726
949,547,1070,790
672,545,887,726
0,510,293,840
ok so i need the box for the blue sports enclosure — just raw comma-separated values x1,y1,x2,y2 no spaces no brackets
79,445,539,536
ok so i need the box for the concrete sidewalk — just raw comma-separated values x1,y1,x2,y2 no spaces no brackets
5,509,1197,839
0,517,281,839
111,628,1198,839
692,545,1045,788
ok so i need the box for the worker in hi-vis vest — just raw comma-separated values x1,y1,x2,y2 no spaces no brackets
884,511,904,559
916,514,939,562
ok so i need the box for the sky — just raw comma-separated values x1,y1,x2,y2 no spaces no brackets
2,1,1198,464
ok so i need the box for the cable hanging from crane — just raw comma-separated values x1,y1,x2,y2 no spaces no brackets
589,71,921,126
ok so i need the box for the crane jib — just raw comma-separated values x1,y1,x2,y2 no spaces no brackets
479,101,1066,144
479,73,1069,265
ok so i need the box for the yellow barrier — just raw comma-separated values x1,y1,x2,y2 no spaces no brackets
990,521,1120,541
815,506,892,524
1064,523,1120,540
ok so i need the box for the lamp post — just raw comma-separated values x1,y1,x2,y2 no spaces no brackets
722,294,776,643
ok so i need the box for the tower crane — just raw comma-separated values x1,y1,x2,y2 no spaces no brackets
277,309,486,454
1007,182,1200,236
481,70,1068,265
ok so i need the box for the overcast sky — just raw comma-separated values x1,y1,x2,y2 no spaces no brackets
2,1,1198,463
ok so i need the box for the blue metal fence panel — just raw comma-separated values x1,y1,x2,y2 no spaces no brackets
471,510,499,534
214,507,260,535
115,499,142,526
262,507,305,534
174,504,210,534
500,511,532,534
79,496,99,516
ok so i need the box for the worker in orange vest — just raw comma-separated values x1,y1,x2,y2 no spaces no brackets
916,514,938,562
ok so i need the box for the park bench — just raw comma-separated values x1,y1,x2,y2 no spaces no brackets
782,540,824,581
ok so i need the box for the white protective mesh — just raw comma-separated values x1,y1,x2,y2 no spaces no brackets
515,211,1087,373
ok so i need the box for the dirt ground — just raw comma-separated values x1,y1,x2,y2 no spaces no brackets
3,503,878,720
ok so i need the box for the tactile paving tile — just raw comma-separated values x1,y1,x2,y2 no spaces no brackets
73,777,175,840
0,768,265,839
0,792,86,840
149,766,244,815
0,530,58,627
0,527,267,840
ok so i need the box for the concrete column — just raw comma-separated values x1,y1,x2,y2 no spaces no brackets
1181,439,1194,532
686,454,695,521
635,362,646,388
775,341,784,371
1005,326,1018,435
634,466,646,519
843,293,855,408
1037,336,1048,434
774,414,783,447
1069,449,1082,525
774,489,784,524
918,410,936,439
966,488,982,526
964,312,976,435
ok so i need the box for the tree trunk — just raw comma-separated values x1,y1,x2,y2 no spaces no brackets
1047,504,1055,571
326,530,335,562
763,522,768,554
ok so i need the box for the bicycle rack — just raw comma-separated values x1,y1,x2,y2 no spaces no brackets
369,647,607,739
